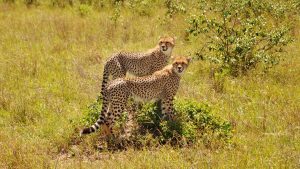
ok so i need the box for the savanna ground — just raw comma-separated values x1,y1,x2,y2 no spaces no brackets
0,0,299,168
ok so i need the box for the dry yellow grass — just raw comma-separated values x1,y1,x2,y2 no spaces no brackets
0,1,299,168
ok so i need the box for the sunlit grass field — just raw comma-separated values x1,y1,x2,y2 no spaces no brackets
0,2,299,168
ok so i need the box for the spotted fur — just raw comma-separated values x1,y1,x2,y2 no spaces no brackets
81,56,190,135
99,36,175,102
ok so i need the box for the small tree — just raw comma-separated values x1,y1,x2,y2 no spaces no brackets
186,0,294,76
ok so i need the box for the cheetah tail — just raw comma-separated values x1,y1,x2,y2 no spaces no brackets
80,120,102,136
101,66,110,96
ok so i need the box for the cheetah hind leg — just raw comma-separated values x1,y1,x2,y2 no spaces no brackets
105,103,129,150
104,102,126,136
120,102,138,140
99,63,126,102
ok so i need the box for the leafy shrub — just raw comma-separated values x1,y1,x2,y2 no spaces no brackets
78,4,92,17
80,100,102,126
186,0,294,76
81,99,233,149
165,0,186,18
137,100,232,148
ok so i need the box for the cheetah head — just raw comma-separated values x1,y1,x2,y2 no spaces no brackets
171,56,191,75
158,36,175,56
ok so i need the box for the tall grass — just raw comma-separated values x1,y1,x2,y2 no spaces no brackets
0,1,299,168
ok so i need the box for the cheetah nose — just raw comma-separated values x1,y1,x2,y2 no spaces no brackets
178,67,183,72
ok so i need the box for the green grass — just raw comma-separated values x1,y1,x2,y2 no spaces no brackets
0,2,299,168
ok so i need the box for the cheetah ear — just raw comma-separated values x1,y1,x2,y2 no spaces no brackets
172,36,177,44
171,55,175,60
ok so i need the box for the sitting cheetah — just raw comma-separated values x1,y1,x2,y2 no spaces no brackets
99,36,175,100
81,56,191,135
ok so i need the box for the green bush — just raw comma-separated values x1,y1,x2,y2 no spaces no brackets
137,100,232,148
165,0,186,18
186,0,294,76
80,100,102,126
78,4,92,16
81,99,233,149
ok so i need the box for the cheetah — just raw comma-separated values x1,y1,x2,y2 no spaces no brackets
81,56,191,135
99,36,175,101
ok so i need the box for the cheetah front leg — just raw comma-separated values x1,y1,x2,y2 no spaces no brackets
161,96,175,121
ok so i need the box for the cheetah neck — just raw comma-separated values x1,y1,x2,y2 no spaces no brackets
146,45,160,53
171,68,184,78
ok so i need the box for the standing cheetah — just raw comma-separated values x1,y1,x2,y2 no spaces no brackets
81,56,191,135
99,36,175,101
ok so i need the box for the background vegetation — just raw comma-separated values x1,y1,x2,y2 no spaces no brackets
0,0,299,168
